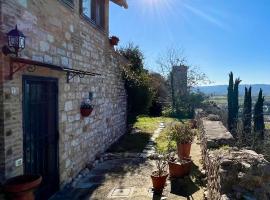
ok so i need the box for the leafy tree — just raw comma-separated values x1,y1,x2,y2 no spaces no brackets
149,73,168,116
157,47,210,117
119,44,154,121
242,87,252,140
253,89,265,139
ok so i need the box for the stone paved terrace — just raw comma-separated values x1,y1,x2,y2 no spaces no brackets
50,124,205,200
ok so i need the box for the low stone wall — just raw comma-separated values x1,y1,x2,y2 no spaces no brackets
197,111,270,200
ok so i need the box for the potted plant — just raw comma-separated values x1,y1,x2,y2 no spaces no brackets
80,99,93,117
109,36,119,46
170,123,196,159
3,174,42,200
189,119,197,129
168,154,192,178
149,153,168,194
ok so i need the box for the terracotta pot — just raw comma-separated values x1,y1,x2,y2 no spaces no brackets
168,159,192,178
3,174,42,200
80,107,93,117
151,171,168,194
109,36,119,46
177,143,191,159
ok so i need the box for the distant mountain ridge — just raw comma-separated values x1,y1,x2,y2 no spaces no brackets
196,84,270,96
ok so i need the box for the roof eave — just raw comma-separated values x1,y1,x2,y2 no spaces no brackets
110,0,128,9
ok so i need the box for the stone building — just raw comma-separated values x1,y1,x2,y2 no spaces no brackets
0,0,128,199
172,65,188,97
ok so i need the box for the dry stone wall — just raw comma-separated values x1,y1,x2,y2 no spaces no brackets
196,110,270,200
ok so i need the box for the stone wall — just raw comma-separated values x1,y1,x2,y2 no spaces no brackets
196,110,270,200
0,0,127,186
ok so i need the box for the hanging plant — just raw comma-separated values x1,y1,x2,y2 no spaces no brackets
80,100,93,117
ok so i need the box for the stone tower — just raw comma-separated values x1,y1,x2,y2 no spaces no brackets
172,65,188,97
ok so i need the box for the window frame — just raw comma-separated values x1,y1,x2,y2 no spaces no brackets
80,0,106,30
59,0,74,9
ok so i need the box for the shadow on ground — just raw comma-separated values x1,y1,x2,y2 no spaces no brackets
51,157,151,200
51,127,205,200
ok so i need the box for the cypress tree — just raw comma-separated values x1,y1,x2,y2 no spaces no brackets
253,89,265,139
242,86,252,140
231,78,241,136
233,78,241,120
227,72,234,132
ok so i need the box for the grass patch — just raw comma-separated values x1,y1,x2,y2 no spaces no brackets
266,123,270,130
133,116,178,133
108,116,179,153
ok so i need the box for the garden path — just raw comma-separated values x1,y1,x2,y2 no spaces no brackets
50,123,205,200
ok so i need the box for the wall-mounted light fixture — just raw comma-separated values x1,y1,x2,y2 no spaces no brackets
2,25,25,57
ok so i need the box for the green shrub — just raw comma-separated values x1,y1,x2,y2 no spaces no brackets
170,123,196,144
119,44,154,121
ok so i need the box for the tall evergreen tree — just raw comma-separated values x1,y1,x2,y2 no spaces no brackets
227,72,234,132
227,72,241,137
253,89,265,139
232,78,241,119
231,78,241,136
242,87,252,140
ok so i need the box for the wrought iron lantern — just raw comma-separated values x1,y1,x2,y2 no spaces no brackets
2,25,25,57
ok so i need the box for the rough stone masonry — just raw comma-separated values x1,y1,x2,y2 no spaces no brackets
196,110,270,200
0,0,127,187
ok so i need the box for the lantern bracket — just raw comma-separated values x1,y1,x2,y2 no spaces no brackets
2,45,17,56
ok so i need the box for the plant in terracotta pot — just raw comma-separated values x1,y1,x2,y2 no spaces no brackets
109,36,119,46
80,99,93,117
149,153,169,194
3,174,42,200
189,119,198,129
167,153,192,178
170,123,196,159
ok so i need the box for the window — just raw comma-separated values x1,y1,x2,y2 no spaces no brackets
81,0,105,29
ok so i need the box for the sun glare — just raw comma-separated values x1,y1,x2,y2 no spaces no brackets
139,0,174,17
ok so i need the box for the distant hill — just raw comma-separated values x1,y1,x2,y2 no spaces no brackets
196,84,270,96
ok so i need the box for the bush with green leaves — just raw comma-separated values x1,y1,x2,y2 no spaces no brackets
162,92,207,119
169,123,196,144
119,44,154,121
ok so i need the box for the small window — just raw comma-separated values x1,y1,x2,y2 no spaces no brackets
81,0,92,19
81,0,105,29
60,0,74,8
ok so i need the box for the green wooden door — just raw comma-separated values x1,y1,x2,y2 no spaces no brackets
23,76,59,200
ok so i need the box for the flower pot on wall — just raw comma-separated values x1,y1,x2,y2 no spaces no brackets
80,107,93,117
109,36,119,46
151,171,168,194
177,143,192,159
3,174,42,200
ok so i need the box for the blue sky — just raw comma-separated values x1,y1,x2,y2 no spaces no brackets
109,0,270,85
